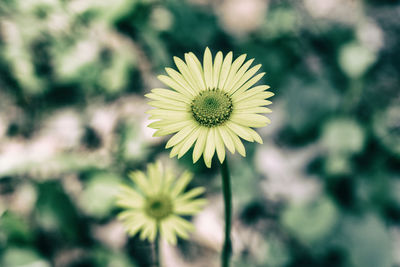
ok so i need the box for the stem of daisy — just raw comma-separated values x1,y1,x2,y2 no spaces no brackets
153,232,161,267
221,159,232,267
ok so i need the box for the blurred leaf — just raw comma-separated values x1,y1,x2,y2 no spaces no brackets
79,172,121,219
264,235,289,267
0,211,32,244
338,214,392,267
35,181,82,241
373,104,400,158
339,42,377,78
119,123,149,162
258,8,297,39
285,80,340,135
1,247,50,267
321,118,365,155
282,196,339,245
92,247,138,267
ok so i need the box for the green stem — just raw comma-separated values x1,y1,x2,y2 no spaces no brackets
221,159,232,267
153,233,160,267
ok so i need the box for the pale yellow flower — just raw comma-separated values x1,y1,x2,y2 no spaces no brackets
146,48,273,167
116,161,206,245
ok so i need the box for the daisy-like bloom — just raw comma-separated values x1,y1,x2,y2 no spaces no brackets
146,48,273,168
115,161,206,245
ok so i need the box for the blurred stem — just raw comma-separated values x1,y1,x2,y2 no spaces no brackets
153,233,160,267
221,159,232,267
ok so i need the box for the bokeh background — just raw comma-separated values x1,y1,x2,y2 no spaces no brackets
1,0,400,266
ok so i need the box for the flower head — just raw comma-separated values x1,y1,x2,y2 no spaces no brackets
115,161,206,245
146,48,273,167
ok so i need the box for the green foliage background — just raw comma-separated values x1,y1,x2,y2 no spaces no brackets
0,0,399,266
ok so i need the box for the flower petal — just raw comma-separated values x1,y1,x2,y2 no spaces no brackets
166,123,197,148
203,47,213,89
178,126,201,159
151,120,193,137
171,171,193,198
128,171,151,194
231,85,271,102
164,68,196,96
227,63,261,94
212,51,223,89
146,88,191,103
235,99,272,110
160,219,177,245
175,187,205,202
185,52,206,90
225,127,246,157
226,121,254,142
222,54,247,91
174,56,202,93
214,127,226,163
193,127,208,163
231,72,266,98
158,74,193,98
234,106,272,113
218,126,235,154
203,128,216,168
217,52,233,90
116,185,144,208
225,58,254,93
230,113,270,128
147,100,188,111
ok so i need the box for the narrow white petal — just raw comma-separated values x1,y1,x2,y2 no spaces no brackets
230,113,270,127
169,140,185,158
214,127,226,163
147,109,191,121
217,52,233,90
247,128,263,144
231,72,266,98
160,219,176,245
166,123,197,148
235,99,273,109
171,171,193,197
175,187,205,202
178,126,201,158
192,127,208,163
128,171,151,194
203,47,213,89
151,120,192,136
231,85,271,102
185,53,206,90
174,200,207,215
148,100,188,111
222,54,247,91
203,128,216,168
164,68,197,96
226,121,254,142
234,106,273,113
225,127,246,157
225,58,254,93
158,74,193,98
212,52,223,89
145,91,190,104
235,91,274,103
174,56,202,93
228,64,262,94
150,88,192,103
218,126,235,154
148,119,190,129
147,162,162,193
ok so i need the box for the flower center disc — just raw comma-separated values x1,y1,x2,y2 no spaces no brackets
145,195,173,220
191,89,233,127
